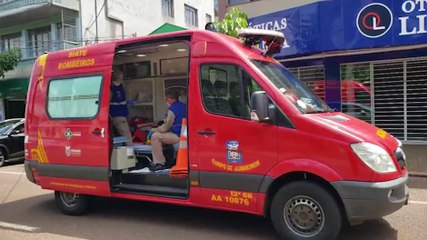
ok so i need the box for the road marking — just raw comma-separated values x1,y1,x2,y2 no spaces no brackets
410,200,427,205
0,171,24,175
0,221,39,232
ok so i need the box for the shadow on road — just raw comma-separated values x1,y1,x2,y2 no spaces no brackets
0,193,399,240
338,219,397,240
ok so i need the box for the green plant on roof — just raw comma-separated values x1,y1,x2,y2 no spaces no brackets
213,7,248,37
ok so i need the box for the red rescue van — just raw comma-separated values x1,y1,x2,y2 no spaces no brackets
24,29,408,240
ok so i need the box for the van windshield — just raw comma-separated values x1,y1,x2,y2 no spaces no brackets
251,60,330,114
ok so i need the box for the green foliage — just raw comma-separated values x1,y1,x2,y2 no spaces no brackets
213,7,248,37
0,48,22,78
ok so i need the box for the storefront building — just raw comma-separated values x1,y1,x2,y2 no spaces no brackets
227,0,427,173
0,78,28,121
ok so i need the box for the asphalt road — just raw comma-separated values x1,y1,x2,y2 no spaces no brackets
1,163,426,240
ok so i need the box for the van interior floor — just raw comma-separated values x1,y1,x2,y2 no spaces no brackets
111,170,189,199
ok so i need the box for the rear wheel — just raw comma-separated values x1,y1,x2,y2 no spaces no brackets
54,191,90,215
0,148,6,167
270,181,342,240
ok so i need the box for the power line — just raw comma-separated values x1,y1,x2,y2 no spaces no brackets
85,0,105,33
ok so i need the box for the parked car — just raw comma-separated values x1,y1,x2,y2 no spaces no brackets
0,118,25,167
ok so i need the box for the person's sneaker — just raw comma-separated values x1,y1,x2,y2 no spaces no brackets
149,164,168,172
129,167,150,173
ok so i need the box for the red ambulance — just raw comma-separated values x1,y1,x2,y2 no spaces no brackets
24,29,408,240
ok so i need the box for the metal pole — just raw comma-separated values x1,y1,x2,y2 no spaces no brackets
78,0,83,47
95,0,98,43
61,8,65,50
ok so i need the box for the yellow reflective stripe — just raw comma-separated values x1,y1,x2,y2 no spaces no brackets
37,54,48,91
37,130,49,164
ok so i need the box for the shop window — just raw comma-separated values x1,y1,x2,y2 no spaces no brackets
288,66,325,100
373,61,405,139
47,75,102,119
405,59,427,141
340,63,371,123
5,100,25,119
342,58,427,142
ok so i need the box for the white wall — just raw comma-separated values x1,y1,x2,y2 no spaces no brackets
80,0,215,44
227,0,322,17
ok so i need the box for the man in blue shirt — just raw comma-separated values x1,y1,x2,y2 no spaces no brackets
150,90,186,172
110,70,133,145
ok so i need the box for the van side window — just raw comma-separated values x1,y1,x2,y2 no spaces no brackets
200,64,264,119
47,75,103,119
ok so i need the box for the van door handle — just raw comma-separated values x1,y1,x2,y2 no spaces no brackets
92,128,105,137
197,130,216,135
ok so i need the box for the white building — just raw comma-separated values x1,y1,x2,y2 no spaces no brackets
0,0,214,120
80,0,215,44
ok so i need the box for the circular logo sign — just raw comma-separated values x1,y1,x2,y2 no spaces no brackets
356,3,393,38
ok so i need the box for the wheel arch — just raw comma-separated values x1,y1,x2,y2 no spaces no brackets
262,171,347,225
0,144,9,159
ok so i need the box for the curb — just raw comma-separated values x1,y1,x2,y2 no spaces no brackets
409,172,427,178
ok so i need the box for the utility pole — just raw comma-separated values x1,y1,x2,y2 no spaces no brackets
94,0,99,43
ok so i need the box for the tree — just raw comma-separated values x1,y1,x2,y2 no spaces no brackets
0,49,22,78
212,7,248,37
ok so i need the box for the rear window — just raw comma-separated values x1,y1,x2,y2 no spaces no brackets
47,75,103,119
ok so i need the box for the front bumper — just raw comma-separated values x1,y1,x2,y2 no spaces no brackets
332,173,409,223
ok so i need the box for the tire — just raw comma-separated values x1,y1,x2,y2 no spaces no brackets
0,148,6,167
270,181,342,240
54,191,90,215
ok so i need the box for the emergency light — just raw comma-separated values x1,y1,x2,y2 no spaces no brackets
237,28,285,56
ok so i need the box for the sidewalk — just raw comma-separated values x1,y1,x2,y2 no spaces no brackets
408,175,427,189
410,172,427,178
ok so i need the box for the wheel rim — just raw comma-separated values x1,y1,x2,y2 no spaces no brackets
0,152,4,163
283,195,325,237
60,192,80,208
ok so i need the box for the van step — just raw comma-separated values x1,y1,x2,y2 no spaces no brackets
121,171,188,188
112,183,188,198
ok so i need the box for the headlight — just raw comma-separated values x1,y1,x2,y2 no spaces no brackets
396,139,402,147
350,142,397,173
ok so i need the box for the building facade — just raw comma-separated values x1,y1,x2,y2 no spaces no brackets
223,0,427,173
0,0,214,120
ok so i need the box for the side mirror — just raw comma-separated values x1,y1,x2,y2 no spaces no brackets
8,129,21,137
251,91,271,123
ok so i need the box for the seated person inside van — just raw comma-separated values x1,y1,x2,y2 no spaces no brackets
149,90,186,172
213,80,233,115
110,70,133,145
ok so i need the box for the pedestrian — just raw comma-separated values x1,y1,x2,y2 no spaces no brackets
110,70,134,145
149,90,186,172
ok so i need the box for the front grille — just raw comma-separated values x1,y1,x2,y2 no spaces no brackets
394,147,406,169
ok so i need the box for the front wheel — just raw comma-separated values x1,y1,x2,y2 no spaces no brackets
270,181,342,240
54,191,90,215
